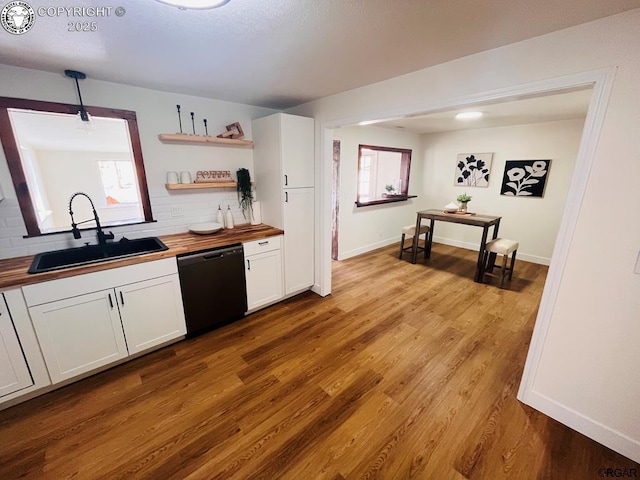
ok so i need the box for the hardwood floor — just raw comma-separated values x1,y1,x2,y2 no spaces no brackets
1,243,637,479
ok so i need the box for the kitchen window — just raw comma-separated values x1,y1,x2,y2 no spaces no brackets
0,96,154,236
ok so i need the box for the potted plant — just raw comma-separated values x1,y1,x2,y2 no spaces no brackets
456,192,472,213
236,168,254,221
384,184,396,196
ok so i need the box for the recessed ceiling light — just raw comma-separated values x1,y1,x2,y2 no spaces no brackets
455,111,483,120
155,0,231,10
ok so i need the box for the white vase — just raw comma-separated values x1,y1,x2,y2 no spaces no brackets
225,206,234,229
250,201,262,225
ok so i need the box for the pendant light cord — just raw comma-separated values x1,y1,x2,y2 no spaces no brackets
73,77,89,121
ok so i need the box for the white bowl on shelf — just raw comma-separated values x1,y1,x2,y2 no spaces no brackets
188,222,224,235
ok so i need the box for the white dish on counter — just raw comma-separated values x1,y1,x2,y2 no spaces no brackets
188,222,224,235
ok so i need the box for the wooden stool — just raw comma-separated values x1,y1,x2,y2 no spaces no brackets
483,238,518,288
399,224,430,260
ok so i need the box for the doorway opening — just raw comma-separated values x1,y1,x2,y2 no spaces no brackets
320,69,616,430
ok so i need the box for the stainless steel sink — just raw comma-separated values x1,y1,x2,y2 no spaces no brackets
29,237,169,274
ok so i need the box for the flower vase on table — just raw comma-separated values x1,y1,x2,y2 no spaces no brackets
456,192,472,214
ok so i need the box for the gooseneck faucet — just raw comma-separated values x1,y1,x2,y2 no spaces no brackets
68,192,114,246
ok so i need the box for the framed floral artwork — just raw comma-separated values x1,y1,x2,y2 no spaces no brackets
500,160,551,197
454,153,493,187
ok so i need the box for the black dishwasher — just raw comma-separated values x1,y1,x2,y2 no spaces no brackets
177,244,247,336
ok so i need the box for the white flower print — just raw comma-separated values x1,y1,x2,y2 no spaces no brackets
502,160,550,196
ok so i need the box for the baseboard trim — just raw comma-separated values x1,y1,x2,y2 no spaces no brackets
311,283,329,297
432,236,550,266
339,237,398,260
338,236,551,265
518,389,640,463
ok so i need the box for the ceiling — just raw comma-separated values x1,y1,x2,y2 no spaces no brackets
365,88,593,134
1,1,639,109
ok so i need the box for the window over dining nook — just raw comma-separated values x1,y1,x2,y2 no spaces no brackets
356,144,413,207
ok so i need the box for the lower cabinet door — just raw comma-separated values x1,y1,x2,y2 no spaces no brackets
29,289,128,383
0,294,33,397
117,275,186,355
245,249,284,311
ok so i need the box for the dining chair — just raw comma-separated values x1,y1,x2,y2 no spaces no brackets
399,224,430,260
483,238,519,288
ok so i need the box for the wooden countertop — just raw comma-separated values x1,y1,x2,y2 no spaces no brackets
0,224,284,290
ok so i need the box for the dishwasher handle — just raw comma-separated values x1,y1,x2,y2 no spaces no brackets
203,252,225,260
177,244,244,266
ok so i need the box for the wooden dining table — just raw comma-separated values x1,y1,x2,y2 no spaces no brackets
411,209,502,282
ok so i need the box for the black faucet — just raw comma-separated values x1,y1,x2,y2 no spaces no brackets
68,192,115,246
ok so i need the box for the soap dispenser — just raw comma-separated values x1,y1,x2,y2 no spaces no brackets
216,204,225,227
225,205,234,229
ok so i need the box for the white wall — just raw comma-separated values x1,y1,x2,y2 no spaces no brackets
0,64,277,258
333,125,424,259
421,119,584,264
289,9,640,462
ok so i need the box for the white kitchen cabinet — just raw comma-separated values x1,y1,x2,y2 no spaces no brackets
0,293,33,397
283,188,314,294
280,114,315,188
0,290,50,407
117,275,186,354
244,236,284,311
23,259,186,384
29,289,128,383
253,113,315,296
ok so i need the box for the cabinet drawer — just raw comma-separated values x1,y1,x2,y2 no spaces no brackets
243,235,282,256
23,258,178,307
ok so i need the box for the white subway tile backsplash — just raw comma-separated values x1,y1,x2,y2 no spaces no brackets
0,185,254,260
3,227,27,240
1,246,28,258
4,217,25,228
150,196,174,206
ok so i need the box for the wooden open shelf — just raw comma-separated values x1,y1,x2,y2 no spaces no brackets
165,182,238,190
158,133,253,147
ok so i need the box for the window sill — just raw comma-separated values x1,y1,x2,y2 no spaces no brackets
355,195,417,207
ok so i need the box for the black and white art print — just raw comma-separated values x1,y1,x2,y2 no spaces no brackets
500,160,551,197
455,153,493,187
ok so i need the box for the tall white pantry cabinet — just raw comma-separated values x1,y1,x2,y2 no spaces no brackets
252,113,315,295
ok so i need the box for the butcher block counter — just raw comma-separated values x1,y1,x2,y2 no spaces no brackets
0,224,284,290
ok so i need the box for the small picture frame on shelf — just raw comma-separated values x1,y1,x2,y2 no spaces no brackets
217,122,244,139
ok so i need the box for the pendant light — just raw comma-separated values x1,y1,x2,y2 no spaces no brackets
64,69,92,131
154,0,230,10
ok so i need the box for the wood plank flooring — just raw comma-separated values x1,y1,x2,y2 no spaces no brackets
1,243,638,479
